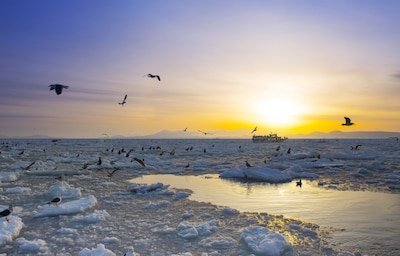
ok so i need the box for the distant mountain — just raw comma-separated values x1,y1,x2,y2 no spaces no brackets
137,130,400,139
290,130,400,139
136,129,206,139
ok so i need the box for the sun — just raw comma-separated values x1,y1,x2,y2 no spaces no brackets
251,98,305,127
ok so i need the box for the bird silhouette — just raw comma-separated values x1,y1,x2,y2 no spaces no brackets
296,179,302,187
119,94,127,106
351,145,362,150
47,196,62,205
0,204,13,221
198,130,212,135
49,84,69,95
147,74,161,81
342,117,354,126
245,161,252,168
133,157,146,168
251,126,257,134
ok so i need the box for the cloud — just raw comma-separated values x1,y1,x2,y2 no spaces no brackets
392,71,400,79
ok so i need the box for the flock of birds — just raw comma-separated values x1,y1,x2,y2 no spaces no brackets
48,73,161,107
48,73,356,132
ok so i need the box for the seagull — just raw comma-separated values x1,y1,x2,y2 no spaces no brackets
183,128,188,132
251,126,257,134
198,130,212,135
132,157,146,168
0,204,13,221
49,84,69,95
342,117,354,126
147,74,161,81
296,179,302,187
245,161,252,168
107,167,120,177
351,145,362,150
119,94,127,106
47,196,62,205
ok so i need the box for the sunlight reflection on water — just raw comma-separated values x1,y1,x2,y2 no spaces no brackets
130,174,400,251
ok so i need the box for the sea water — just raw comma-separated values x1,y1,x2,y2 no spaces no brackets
132,174,400,253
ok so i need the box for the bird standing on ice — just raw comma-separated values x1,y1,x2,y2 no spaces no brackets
0,204,13,221
147,74,161,81
342,117,354,126
119,94,127,106
49,84,69,95
47,196,62,206
245,161,252,168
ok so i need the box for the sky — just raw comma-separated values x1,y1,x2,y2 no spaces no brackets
1,0,399,138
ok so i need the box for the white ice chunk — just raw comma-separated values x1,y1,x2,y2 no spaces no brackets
78,243,116,256
220,167,292,183
34,195,97,217
128,182,169,194
0,215,24,246
177,220,218,239
0,172,19,182
43,181,81,199
174,191,190,200
5,186,31,194
16,237,49,254
241,226,293,256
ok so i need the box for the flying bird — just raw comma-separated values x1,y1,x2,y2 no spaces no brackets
49,84,69,95
132,157,146,168
296,179,302,187
251,126,257,134
342,117,354,126
147,74,161,81
119,94,127,106
183,128,188,132
198,130,212,135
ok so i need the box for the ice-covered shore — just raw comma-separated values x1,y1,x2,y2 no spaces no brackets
1,138,399,255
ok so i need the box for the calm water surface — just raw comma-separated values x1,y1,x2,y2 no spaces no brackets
131,174,400,252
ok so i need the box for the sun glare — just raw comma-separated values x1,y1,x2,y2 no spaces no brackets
252,99,305,128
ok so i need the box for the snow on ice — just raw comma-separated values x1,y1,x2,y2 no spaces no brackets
0,216,23,247
0,138,399,255
34,195,97,217
241,226,293,256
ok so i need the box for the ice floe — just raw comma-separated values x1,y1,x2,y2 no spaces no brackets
78,243,116,256
220,166,292,183
0,216,23,246
34,195,97,217
241,226,293,256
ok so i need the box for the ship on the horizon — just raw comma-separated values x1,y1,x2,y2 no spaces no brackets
252,132,288,143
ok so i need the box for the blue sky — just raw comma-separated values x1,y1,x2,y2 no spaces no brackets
1,0,399,138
